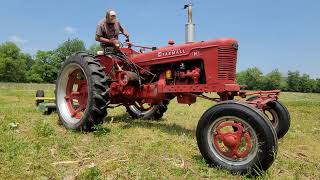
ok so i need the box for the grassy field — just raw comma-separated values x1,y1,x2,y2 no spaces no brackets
0,83,320,179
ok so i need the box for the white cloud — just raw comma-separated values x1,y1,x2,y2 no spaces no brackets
7,35,38,54
64,26,77,34
9,35,28,45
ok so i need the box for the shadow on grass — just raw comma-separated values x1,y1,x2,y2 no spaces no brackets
191,155,268,179
104,113,195,137
56,113,194,137
56,118,111,136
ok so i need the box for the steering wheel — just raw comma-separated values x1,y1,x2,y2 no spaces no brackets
116,33,131,48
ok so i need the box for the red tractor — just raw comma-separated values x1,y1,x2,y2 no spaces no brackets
55,5,290,174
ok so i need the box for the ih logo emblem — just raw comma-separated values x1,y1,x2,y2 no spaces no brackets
192,51,200,57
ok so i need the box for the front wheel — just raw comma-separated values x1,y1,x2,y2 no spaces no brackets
263,101,290,139
196,101,277,175
247,96,290,139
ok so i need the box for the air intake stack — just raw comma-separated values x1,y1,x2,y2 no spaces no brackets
184,3,195,43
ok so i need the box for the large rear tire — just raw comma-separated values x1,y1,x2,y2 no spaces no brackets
55,52,109,131
126,100,169,120
196,101,277,174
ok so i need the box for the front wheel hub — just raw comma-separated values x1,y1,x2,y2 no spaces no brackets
222,134,238,147
210,117,257,162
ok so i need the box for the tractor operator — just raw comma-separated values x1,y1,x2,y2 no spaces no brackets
95,10,129,49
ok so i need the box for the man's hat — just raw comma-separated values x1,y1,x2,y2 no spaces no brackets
106,10,117,17
109,10,116,16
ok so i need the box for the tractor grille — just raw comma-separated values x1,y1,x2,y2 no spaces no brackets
217,46,237,81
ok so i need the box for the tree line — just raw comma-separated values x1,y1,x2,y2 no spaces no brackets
0,39,319,93
236,67,320,93
0,39,101,83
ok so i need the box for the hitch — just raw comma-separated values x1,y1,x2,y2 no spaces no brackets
239,89,280,98
240,90,281,110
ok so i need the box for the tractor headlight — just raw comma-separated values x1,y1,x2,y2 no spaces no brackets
165,70,172,80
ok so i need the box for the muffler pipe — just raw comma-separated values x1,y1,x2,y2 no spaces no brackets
184,3,195,43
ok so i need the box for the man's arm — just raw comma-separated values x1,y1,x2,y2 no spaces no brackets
119,23,129,38
95,35,116,45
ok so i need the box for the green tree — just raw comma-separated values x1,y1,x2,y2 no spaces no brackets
280,76,288,91
300,74,316,93
262,69,282,90
0,42,20,59
26,63,44,83
287,71,301,92
54,38,86,65
27,39,85,83
236,67,263,90
315,79,320,93
236,71,246,85
0,42,28,82
88,43,102,55
0,57,27,82
20,53,34,69
27,50,58,83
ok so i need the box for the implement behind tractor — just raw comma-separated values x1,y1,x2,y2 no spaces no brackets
35,90,56,115
54,4,290,174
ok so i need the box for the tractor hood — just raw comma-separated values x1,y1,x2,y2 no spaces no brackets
130,38,238,65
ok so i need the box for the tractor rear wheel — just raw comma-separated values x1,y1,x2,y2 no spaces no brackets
55,52,109,131
126,100,169,120
196,101,277,175
247,96,290,139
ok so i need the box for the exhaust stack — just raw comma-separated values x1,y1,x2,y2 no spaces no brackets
184,3,195,43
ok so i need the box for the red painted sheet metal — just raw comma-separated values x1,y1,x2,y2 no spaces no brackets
130,38,238,66
161,83,240,93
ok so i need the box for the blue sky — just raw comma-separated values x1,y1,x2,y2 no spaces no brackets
0,0,319,78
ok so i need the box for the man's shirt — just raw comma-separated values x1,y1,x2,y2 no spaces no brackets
96,19,124,47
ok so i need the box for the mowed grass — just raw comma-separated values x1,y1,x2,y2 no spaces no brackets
0,83,320,179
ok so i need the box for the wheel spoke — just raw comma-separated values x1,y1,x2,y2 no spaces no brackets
64,69,89,120
71,92,81,99
138,101,145,109
71,104,86,117
133,101,153,111
65,92,82,100
213,120,255,160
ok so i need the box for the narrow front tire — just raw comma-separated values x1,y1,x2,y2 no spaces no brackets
196,101,277,174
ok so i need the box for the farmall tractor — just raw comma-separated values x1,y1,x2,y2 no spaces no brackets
55,5,290,174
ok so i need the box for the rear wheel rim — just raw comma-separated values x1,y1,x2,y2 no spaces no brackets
129,101,154,115
207,116,259,166
57,63,89,125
